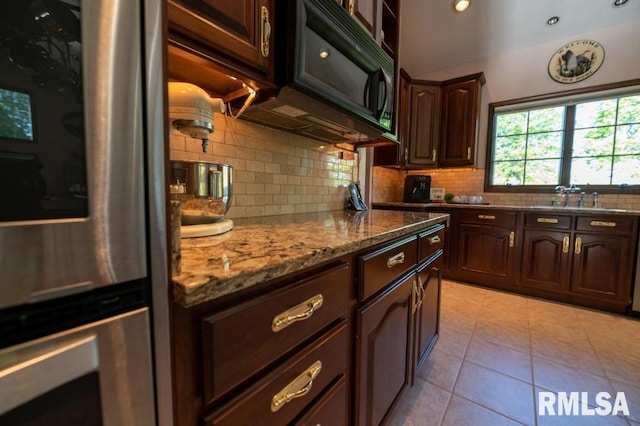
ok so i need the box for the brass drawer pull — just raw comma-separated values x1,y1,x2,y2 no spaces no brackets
590,220,616,227
562,235,570,254
271,361,322,412
411,280,418,314
537,218,559,224
272,294,324,333
575,237,582,255
509,231,515,248
387,252,405,268
348,0,355,14
432,149,437,163
467,147,472,161
478,215,495,220
260,6,271,57
428,235,441,245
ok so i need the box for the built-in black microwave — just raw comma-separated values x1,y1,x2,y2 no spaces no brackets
239,0,396,145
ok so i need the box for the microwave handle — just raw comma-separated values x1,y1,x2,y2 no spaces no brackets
364,69,389,119
0,335,98,415
377,70,389,119
363,76,371,110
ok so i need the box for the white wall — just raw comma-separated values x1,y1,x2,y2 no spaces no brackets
409,19,640,169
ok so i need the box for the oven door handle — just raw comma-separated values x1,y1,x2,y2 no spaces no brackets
0,335,98,416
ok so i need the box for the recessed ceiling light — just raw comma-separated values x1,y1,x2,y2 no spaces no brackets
547,16,560,26
453,0,470,13
613,0,629,6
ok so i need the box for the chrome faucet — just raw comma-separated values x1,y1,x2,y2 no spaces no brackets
578,192,585,207
592,192,599,208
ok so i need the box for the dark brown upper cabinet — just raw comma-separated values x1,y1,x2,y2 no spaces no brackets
167,0,276,98
374,71,485,169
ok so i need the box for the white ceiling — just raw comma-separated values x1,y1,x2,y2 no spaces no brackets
399,0,640,76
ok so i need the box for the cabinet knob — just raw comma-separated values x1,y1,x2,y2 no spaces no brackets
432,149,437,163
271,360,322,412
260,6,271,57
467,147,472,161
272,294,324,332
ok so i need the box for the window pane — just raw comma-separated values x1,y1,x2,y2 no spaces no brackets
496,112,527,136
612,156,640,185
494,135,526,160
524,159,561,185
571,157,612,185
615,124,640,155
492,161,524,186
528,107,564,133
575,99,617,128
526,132,563,159
573,127,614,157
617,95,640,124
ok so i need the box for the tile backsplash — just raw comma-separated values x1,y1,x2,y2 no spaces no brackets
373,166,640,210
169,114,358,218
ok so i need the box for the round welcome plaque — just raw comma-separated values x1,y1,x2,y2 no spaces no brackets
548,40,605,84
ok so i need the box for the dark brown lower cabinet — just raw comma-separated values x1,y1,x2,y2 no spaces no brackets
455,223,516,288
519,229,571,292
570,232,633,302
355,273,414,426
413,255,442,379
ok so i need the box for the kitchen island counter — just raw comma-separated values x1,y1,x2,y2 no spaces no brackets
173,209,448,307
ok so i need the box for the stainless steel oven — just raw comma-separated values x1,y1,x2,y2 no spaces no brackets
0,0,163,424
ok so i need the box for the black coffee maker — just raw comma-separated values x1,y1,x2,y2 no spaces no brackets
403,175,431,203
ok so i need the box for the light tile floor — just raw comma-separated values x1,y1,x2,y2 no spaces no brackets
388,280,640,426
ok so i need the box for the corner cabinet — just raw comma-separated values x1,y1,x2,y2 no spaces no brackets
167,0,275,92
438,74,485,167
374,71,485,169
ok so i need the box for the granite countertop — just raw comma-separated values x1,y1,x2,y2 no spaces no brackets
372,202,640,216
173,209,449,307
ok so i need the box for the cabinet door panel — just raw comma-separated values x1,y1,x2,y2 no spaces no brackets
439,79,480,167
350,0,381,40
356,274,413,426
456,224,515,286
414,257,442,378
571,233,633,302
408,83,441,167
168,0,273,76
519,230,571,292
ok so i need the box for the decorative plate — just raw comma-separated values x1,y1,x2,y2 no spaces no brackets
548,40,604,84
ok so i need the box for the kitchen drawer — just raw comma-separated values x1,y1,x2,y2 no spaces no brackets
418,224,445,264
205,323,348,426
524,213,572,230
359,236,417,300
576,216,635,234
201,262,350,403
294,376,347,426
460,209,517,227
